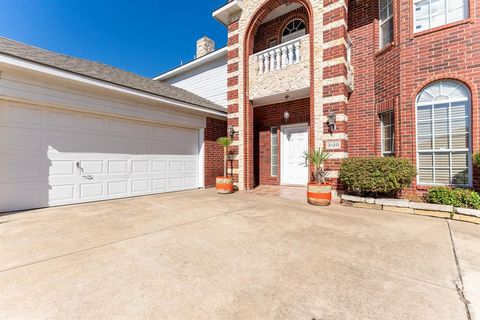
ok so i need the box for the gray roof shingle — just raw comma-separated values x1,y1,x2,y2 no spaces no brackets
0,37,225,113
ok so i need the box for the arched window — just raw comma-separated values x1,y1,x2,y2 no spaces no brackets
416,80,471,186
282,19,306,43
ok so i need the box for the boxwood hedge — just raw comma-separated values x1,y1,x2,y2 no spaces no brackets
339,157,416,197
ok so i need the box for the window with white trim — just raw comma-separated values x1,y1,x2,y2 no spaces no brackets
379,0,394,48
381,111,395,156
414,0,469,33
416,80,471,186
271,127,278,176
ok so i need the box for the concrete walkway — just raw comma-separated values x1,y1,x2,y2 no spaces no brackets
0,189,479,320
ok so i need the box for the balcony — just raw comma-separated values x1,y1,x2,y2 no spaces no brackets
249,35,310,105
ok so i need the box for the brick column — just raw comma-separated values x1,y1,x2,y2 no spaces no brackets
322,0,349,188
226,20,241,186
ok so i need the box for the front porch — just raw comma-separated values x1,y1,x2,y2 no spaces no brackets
246,185,307,202
253,97,311,187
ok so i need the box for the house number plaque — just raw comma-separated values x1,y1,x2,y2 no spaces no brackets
326,140,341,150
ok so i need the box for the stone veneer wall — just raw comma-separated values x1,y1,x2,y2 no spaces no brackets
226,0,350,190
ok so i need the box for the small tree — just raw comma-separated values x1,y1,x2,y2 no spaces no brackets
303,148,330,183
217,137,233,177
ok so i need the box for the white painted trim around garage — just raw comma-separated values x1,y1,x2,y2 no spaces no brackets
0,53,226,118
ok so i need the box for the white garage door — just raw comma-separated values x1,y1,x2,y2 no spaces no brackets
0,102,200,212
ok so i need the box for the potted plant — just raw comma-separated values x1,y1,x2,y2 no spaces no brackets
216,136,234,194
303,148,331,206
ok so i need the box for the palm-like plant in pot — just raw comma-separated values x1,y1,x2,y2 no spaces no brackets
216,136,234,194
303,148,331,206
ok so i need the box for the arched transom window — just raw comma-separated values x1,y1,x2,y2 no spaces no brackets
416,80,471,186
282,19,306,43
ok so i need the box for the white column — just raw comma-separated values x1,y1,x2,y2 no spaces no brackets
281,46,288,68
198,127,205,189
263,53,270,73
294,41,301,63
258,55,264,75
269,50,275,71
287,44,294,66
275,49,281,69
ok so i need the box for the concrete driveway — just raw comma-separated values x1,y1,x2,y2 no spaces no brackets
1,189,479,320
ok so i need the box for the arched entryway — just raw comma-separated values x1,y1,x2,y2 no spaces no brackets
243,0,315,190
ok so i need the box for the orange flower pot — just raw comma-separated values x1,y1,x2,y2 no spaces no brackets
307,182,332,206
216,176,234,194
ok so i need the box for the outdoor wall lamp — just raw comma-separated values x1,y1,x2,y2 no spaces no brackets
327,111,337,133
283,94,290,122
228,125,236,139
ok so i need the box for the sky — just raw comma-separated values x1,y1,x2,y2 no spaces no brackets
0,0,227,78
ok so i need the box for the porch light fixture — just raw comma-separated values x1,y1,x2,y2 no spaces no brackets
327,111,337,133
228,125,236,139
283,95,290,122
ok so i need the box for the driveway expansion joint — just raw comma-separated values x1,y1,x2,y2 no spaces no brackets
447,220,472,320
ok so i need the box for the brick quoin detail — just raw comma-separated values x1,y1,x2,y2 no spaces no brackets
204,117,227,188
323,0,349,188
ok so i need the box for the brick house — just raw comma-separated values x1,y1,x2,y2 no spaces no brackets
192,0,479,195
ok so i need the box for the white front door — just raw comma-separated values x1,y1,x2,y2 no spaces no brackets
281,124,309,185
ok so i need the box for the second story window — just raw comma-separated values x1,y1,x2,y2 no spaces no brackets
379,0,394,49
414,0,469,33
282,19,306,43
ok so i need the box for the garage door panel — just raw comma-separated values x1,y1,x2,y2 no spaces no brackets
107,181,128,196
80,160,104,175
131,180,149,194
131,160,149,173
80,182,104,199
50,184,75,202
184,176,198,188
107,161,128,174
0,102,200,212
152,160,167,173
152,178,167,192
50,160,76,176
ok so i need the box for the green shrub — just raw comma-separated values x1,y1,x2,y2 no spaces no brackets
425,187,480,209
473,152,480,169
339,157,416,197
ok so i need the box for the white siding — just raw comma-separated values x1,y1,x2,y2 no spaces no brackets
163,56,227,108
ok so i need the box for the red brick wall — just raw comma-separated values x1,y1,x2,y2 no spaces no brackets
204,117,227,188
397,0,480,192
253,6,309,53
347,0,382,157
346,0,480,194
254,98,310,185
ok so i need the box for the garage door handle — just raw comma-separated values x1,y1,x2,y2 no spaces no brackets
82,175,94,180
76,161,84,175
